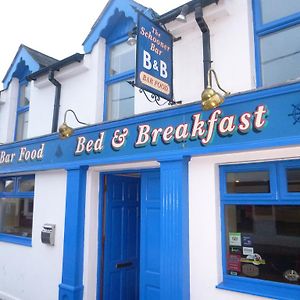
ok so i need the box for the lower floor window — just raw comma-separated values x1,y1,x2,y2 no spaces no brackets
0,197,33,237
0,175,34,243
220,161,300,298
225,205,300,285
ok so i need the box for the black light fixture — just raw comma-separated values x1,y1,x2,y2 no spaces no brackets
58,109,89,139
127,26,138,46
176,4,190,23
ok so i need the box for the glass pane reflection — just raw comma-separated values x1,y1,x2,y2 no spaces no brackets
225,205,300,285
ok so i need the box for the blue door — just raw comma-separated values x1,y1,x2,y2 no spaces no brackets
140,171,160,299
103,175,140,300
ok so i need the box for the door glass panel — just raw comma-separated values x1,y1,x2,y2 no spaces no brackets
260,0,300,24
260,24,300,86
287,168,300,192
226,171,270,193
225,205,300,285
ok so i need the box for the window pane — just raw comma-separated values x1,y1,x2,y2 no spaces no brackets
287,168,300,192
260,0,300,24
109,42,135,76
19,85,30,107
226,171,270,193
0,179,14,193
16,111,29,141
19,178,35,192
225,205,300,285
260,24,300,86
107,80,134,120
0,198,33,237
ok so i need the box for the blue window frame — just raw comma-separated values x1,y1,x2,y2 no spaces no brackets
15,81,30,141
0,175,34,246
218,160,300,299
104,37,135,121
252,0,300,87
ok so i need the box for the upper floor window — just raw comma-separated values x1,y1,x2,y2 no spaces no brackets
15,82,30,141
0,175,35,246
253,0,300,87
105,39,135,121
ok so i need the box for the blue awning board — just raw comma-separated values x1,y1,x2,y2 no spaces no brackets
83,0,153,53
0,81,300,174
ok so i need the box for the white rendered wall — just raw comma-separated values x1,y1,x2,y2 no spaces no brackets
0,170,66,300
0,78,19,143
27,38,106,138
168,0,255,105
189,145,300,300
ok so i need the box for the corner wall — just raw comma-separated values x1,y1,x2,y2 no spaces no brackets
0,170,66,300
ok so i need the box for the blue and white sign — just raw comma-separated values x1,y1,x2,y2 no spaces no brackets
136,13,173,101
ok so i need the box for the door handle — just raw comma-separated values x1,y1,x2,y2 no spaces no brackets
116,261,133,269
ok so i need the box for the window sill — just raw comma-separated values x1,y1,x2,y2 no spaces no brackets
0,233,32,247
217,276,300,300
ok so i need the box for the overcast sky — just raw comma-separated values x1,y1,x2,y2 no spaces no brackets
0,0,187,84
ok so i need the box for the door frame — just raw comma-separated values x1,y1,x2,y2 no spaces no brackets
96,168,159,300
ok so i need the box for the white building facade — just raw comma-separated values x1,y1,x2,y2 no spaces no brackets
0,1,300,299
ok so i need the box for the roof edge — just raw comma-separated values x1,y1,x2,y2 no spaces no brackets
27,53,84,81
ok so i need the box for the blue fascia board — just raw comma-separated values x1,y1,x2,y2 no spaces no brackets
83,0,152,53
1,81,300,174
2,46,40,89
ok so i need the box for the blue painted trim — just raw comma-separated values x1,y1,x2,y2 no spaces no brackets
0,233,32,247
220,162,277,201
96,173,105,300
252,0,300,87
278,160,300,200
59,166,88,300
217,276,300,300
2,47,40,89
83,0,150,53
159,157,190,300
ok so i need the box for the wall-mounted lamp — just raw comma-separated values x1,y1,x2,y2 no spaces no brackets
58,109,89,139
127,26,138,46
201,69,230,111
176,4,190,23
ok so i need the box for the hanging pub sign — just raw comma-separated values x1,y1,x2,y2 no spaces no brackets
135,13,173,101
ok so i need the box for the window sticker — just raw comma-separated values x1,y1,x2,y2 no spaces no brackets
227,254,241,273
230,246,242,255
242,235,252,247
242,264,259,277
243,247,254,256
240,253,266,266
229,232,241,246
